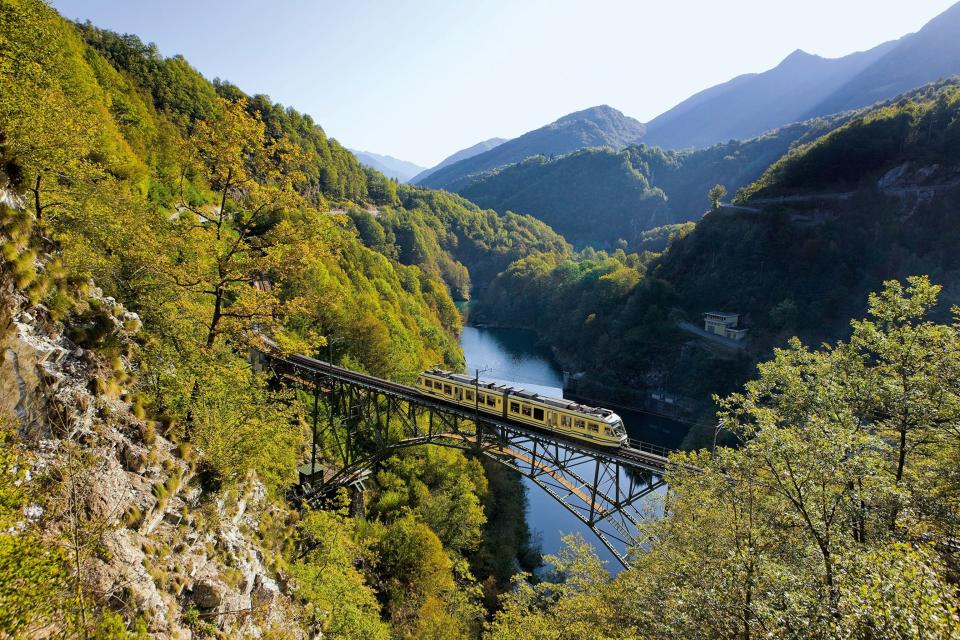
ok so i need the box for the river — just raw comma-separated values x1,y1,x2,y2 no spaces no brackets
460,325,687,570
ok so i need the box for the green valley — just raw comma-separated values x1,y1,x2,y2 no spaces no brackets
3,0,960,638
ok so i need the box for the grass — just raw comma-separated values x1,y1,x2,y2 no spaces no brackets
124,505,142,528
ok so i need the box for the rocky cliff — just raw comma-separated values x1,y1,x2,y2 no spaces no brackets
0,181,308,638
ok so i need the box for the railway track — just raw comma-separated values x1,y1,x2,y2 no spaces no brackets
258,339,674,472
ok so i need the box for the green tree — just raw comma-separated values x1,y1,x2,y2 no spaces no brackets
493,277,960,639
370,515,455,634
291,508,390,640
488,536,633,640
847,276,960,489
168,96,304,351
0,423,69,637
188,349,302,489
708,183,727,209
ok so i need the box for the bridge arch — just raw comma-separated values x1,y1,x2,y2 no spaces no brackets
255,345,670,567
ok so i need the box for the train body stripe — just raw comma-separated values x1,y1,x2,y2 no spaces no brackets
417,372,626,448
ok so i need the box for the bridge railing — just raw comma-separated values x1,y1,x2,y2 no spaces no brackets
626,438,674,459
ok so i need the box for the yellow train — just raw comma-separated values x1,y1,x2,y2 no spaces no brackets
415,369,628,448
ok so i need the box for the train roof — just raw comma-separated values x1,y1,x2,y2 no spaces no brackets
423,369,616,419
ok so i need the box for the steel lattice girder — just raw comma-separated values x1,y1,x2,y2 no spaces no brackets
267,353,668,567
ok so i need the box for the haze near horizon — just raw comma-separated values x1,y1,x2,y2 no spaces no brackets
50,0,959,166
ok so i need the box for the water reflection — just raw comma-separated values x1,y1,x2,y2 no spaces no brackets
459,325,681,571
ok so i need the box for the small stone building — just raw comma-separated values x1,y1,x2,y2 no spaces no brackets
703,312,748,341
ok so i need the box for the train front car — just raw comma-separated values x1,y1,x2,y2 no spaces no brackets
416,369,628,448
605,413,628,447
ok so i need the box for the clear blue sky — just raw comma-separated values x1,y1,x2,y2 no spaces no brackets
51,0,958,167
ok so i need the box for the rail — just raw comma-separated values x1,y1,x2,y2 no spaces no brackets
257,338,675,472
256,338,680,567
626,437,672,458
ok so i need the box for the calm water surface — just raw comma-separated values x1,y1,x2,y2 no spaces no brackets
460,325,686,571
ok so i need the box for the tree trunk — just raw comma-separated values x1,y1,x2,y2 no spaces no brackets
216,170,231,240
32,173,42,221
895,425,908,484
206,288,223,348
183,288,224,441
821,545,840,623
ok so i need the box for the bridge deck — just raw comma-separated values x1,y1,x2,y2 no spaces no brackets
256,340,679,568
266,346,673,473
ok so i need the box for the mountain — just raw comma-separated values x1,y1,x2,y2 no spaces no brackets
459,114,849,248
417,105,646,191
410,137,507,184
349,149,425,182
641,45,896,150
805,1,960,116
642,1,960,150
474,79,960,412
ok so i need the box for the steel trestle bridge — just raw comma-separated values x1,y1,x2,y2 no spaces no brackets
254,344,671,567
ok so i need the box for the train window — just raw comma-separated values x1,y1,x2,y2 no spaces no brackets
533,408,544,421
466,390,474,401
444,384,452,394
588,423,599,432
487,396,497,407
521,405,532,417
561,415,571,427
510,401,520,413
575,419,585,430
423,379,432,388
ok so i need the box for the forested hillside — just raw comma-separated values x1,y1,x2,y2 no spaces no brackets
346,187,568,299
0,2,545,635
417,105,645,192
474,80,960,424
459,115,847,248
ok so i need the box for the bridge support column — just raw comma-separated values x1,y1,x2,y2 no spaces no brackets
349,483,366,519
261,347,671,568
310,376,320,482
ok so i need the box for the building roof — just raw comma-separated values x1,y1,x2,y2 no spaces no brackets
704,311,739,318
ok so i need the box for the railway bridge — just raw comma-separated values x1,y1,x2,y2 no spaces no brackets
253,343,672,567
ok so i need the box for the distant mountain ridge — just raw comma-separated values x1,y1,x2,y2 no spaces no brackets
417,105,646,191
458,113,849,248
803,1,960,117
640,45,896,149
349,149,425,182
642,1,960,149
411,137,507,184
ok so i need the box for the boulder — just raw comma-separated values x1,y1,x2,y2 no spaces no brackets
84,557,118,598
122,442,148,474
84,457,129,522
251,573,280,608
191,578,227,610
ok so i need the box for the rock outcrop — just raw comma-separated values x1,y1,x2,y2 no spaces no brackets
0,185,305,638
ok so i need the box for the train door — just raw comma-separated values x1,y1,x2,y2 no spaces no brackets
454,386,463,401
